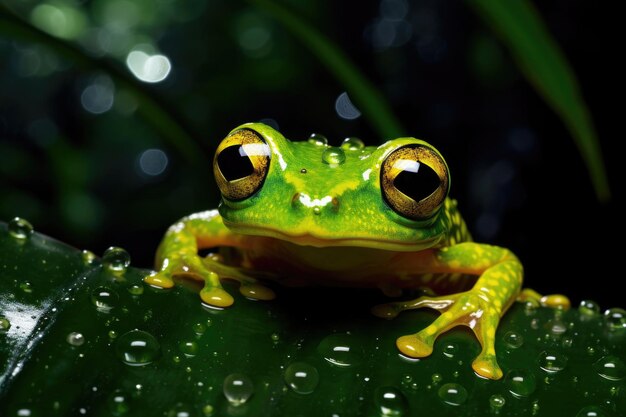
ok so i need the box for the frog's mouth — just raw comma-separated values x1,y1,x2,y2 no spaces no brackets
223,222,442,252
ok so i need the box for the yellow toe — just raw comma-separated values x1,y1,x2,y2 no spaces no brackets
240,284,275,301
472,356,503,380
144,272,174,289
397,335,433,358
200,287,234,307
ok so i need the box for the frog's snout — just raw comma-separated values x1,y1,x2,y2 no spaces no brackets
291,192,340,215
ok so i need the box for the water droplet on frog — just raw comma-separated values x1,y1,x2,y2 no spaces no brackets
594,355,625,381
20,281,33,293
284,362,319,394
579,300,601,317
321,147,346,165
108,390,130,415
505,369,536,398
81,249,96,265
115,330,160,366
374,386,408,416
341,137,364,151
91,287,119,312
576,406,609,417
313,206,321,215
127,284,144,296
442,342,458,358
103,247,131,272
317,333,364,367
223,373,254,406
538,351,567,373
67,332,85,346
438,383,468,406
489,394,506,411
1,317,11,332
180,341,198,357
8,217,34,239
307,133,328,146
504,331,524,349
603,308,626,331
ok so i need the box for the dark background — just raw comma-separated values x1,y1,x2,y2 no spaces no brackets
0,1,621,307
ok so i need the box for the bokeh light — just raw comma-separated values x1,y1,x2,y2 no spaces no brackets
335,92,361,120
138,149,168,177
81,75,115,114
126,49,172,83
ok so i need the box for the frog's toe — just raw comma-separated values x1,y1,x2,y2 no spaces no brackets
200,286,234,307
472,354,503,380
144,271,174,289
239,283,275,301
397,334,434,357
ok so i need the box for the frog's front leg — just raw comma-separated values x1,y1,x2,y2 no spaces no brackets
144,210,275,307
372,242,524,380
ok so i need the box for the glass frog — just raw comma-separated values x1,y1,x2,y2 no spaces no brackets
145,123,568,379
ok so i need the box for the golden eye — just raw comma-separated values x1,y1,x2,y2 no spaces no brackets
213,128,271,201
380,144,449,220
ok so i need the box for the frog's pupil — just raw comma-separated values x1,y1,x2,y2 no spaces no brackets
394,163,440,202
218,145,254,181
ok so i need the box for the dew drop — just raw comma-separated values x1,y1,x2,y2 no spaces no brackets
115,330,160,366
546,319,567,336
538,351,567,373
108,330,118,339
20,281,34,293
503,331,523,349
167,403,195,417
223,373,254,406
8,217,34,239
341,137,365,151
438,383,468,406
505,369,536,398
193,323,206,335
270,333,280,343
284,362,319,394
442,343,458,359
307,133,328,146
67,332,85,346
603,308,626,331
127,284,144,296
524,299,539,314
594,355,625,381
180,341,198,357
374,386,408,416
82,250,96,265
317,333,364,367
103,247,131,272
1,317,11,332
91,287,119,312
202,404,214,416
108,390,129,415
322,147,346,165
579,300,601,317
489,394,505,412
431,373,443,385
576,406,609,417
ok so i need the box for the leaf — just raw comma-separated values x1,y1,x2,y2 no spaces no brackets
248,0,405,140
467,0,610,201
1,221,625,416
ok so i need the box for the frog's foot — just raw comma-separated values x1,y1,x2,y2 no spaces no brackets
518,288,570,309
200,257,275,303
372,291,504,380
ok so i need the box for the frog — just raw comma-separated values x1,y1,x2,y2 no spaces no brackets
145,122,569,380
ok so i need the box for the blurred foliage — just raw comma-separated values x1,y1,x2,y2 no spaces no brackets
0,0,619,307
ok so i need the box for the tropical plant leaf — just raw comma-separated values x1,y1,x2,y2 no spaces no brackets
467,0,610,201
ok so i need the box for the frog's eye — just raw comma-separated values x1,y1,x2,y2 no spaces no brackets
380,144,449,220
214,128,271,201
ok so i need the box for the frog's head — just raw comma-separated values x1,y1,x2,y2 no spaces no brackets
213,123,451,251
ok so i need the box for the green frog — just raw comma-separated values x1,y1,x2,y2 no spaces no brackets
145,123,568,380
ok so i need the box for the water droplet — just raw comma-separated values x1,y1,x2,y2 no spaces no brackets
341,137,364,151
322,147,346,165
307,133,328,146
374,386,408,416
438,383,468,406
108,330,118,339
538,351,567,373
91,287,119,312
594,355,625,381
1,317,11,332
193,323,206,335
504,331,524,349
442,343,458,358
431,373,443,385
167,403,195,417
576,406,609,417
8,217,34,239
579,300,601,317
82,250,96,265
223,373,254,406
489,394,505,412
108,390,129,415
115,330,160,366
505,369,536,398
270,333,280,342
604,308,626,331
317,333,364,367
202,404,214,416
103,247,131,272
180,341,198,357
524,299,539,314
284,362,319,394
20,281,34,293
127,284,144,296
67,332,85,346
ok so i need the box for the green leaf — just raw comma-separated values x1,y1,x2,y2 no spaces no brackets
1,220,625,416
468,0,610,201
248,0,405,140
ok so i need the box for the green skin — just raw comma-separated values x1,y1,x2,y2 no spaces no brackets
146,123,565,380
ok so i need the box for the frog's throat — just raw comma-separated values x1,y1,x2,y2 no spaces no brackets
223,222,442,252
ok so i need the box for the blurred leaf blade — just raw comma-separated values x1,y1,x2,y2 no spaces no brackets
468,0,610,201
249,0,405,140
0,4,207,167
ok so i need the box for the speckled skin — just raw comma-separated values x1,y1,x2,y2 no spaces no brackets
146,123,565,380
